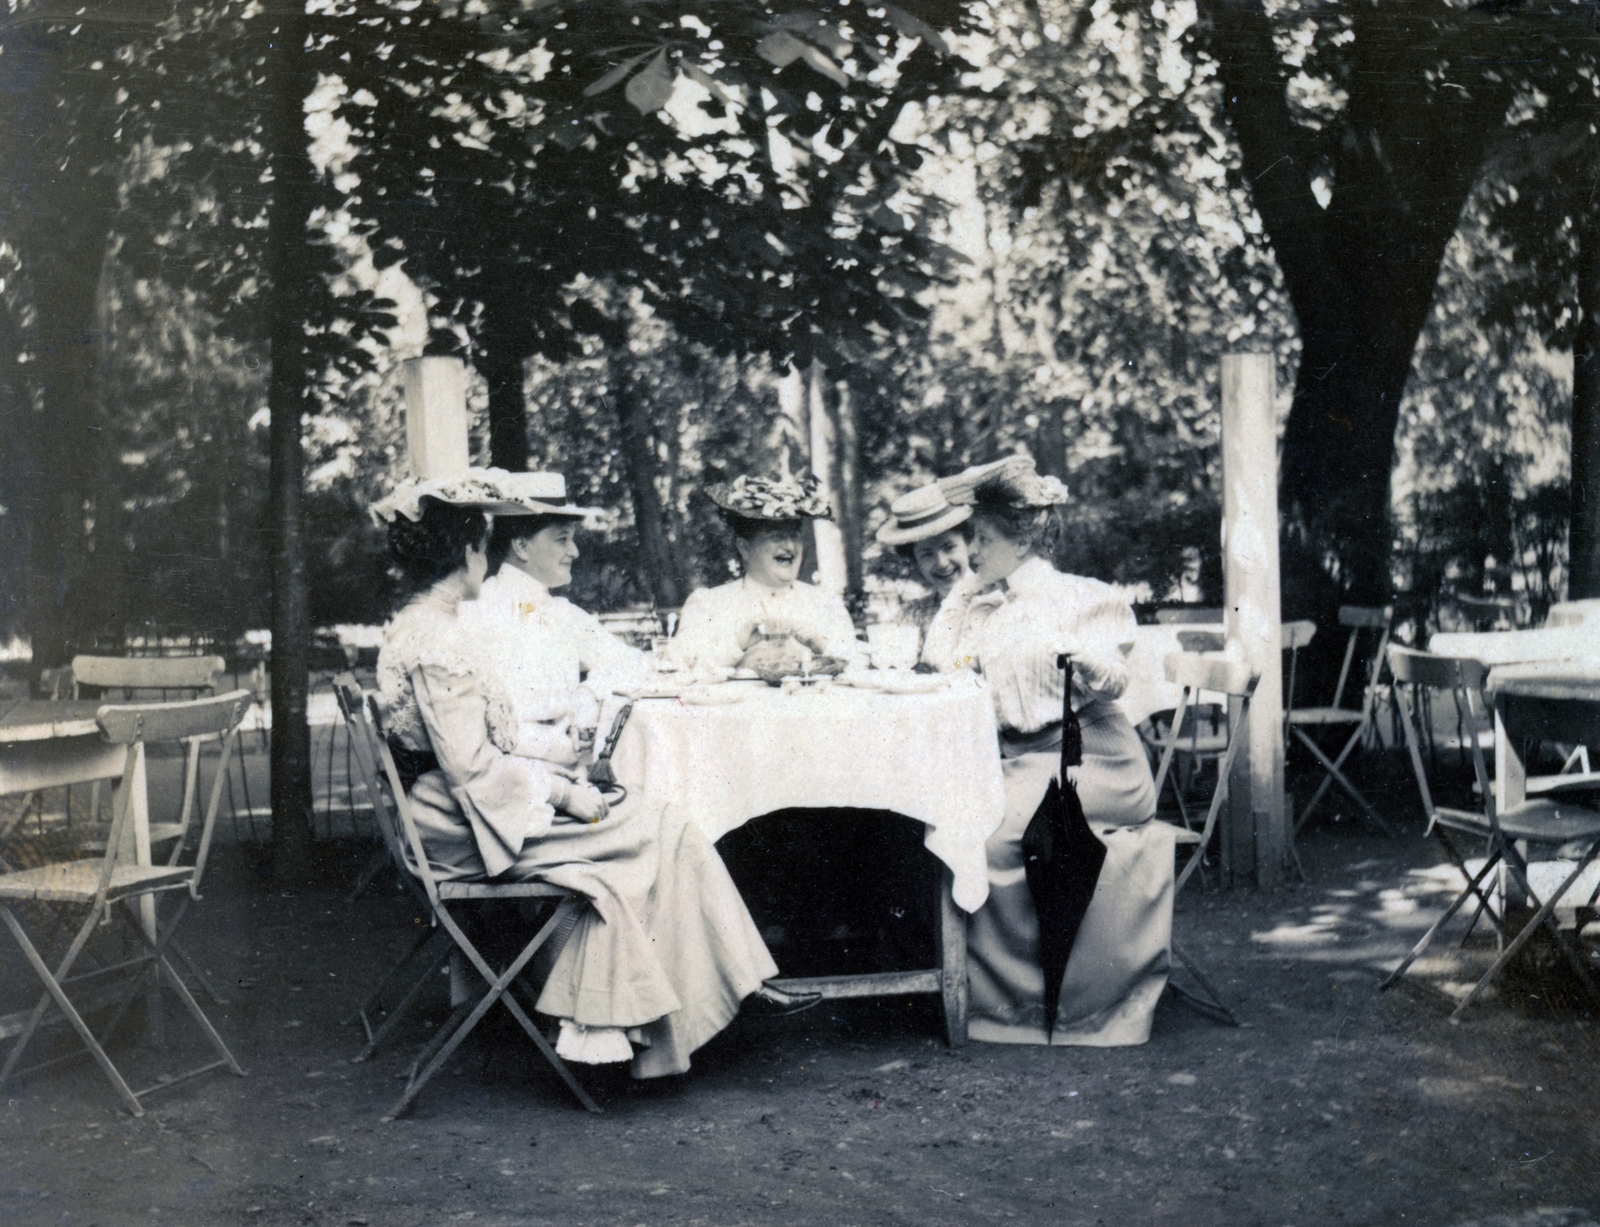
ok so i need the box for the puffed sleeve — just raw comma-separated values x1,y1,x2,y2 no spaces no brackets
669,586,739,671
573,605,653,706
411,661,557,879
1065,584,1136,700
810,588,864,663
921,573,987,673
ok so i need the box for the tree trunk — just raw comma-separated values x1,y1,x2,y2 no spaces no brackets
834,379,864,598
1202,0,1514,618
266,2,315,873
479,340,529,473
614,369,683,608
1570,210,1600,599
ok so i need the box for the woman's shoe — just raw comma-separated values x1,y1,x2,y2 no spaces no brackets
747,983,823,1016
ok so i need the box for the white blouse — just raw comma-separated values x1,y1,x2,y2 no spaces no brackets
458,564,652,757
376,586,560,877
670,576,861,672
922,556,1135,735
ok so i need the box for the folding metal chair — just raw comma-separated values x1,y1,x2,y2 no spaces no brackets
0,692,251,1116
1381,646,1600,1018
332,673,599,1118
1149,651,1259,1026
1287,605,1395,835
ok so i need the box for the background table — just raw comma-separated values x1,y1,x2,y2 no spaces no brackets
1429,625,1598,667
608,678,1006,1044
1484,662,1600,812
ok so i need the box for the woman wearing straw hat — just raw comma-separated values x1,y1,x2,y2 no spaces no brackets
670,472,861,673
371,472,814,1079
874,482,974,652
922,454,1173,1047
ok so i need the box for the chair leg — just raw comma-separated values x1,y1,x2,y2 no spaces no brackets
1292,725,1393,836
1168,938,1238,1026
0,908,145,1116
345,846,393,905
353,930,452,1063
1379,852,1502,990
1450,845,1600,1021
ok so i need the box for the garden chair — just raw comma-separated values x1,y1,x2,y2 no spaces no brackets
1149,651,1259,1026
1286,606,1395,836
1381,646,1600,1018
0,691,250,1116
332,674,599,1118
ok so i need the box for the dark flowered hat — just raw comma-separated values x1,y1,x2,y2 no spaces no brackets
705,472,833,522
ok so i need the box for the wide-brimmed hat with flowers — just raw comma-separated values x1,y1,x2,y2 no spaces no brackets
875,483,972,546
368,467,535,525
937,454,1068,510
705,472,833,522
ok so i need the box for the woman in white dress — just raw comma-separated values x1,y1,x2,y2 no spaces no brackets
922,455,1173,1047
670,472,860,672
875,482,973,652
370,475,814,1080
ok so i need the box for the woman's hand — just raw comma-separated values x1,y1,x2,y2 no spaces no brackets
559,782,610,824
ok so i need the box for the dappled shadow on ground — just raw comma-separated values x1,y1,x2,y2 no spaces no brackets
0,749,1595,1227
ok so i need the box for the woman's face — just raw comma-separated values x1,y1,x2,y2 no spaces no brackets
968,514,1032,587
461,540,489,600
911,530,970,596
737,524,804,589
520,521,580,589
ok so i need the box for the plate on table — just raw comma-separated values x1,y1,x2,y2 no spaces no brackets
875,671,949,695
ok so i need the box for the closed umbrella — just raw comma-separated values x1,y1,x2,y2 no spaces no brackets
1020,655,1107,1041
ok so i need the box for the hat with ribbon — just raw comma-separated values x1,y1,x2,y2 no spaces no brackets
368,467,538,526
493,471,599,520
705,472,833,522
938,454,1068,510
875,483,973,546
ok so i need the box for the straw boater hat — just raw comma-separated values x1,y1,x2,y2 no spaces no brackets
937,454,1068,510
368,467,536,525
492,471,599,520
705,472,833,523
875,483,972,546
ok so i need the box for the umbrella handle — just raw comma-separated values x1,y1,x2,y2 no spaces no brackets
1056,654,1082,772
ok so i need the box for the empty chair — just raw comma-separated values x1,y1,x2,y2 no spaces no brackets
1286,606,1394,836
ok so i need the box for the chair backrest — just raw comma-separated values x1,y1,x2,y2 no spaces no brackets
90,691,249,899
1175,629,1226,654
1282,620,1317,650
331,673,439,911
1151,653,1260,893
1387,646,1494,833
72,655,225,698
1327,605,1393,712
95,690,254,745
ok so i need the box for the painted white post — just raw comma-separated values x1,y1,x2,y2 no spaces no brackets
402,356,469,480
1221,352,1287,887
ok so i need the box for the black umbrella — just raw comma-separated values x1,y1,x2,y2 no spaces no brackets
1020,655,1107,1042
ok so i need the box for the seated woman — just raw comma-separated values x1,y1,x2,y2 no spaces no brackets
922,455,1172,1047
371,475,813,1079
875,482,973,652
458,471,651,759
670,472,860,673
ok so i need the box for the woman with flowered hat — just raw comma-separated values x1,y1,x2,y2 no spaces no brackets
670,472,861,673
921,454,1173,1047
370,471,813,1079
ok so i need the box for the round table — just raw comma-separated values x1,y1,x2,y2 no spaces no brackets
608,677,1006,1044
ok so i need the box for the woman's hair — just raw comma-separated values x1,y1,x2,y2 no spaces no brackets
724,512,803,542
893,520,974,567
387,496,489,596
971,489,1061,559
486,513,571,575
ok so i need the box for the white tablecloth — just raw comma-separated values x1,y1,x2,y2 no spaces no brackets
1429,626,1600,668
607,680,1006,913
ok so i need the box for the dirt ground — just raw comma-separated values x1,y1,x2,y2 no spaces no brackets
1,782,1598,1227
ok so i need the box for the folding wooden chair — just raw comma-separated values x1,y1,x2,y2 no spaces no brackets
1149,652,1259,1026
0,692,251,1116
332,673,599,1118
1287,605,1394,835
1381,647,1600,1018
